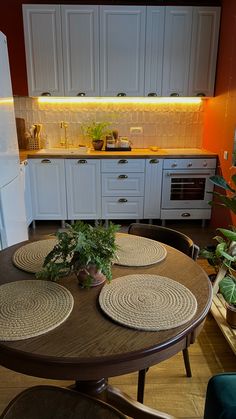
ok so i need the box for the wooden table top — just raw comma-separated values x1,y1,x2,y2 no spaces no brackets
0,241,212,382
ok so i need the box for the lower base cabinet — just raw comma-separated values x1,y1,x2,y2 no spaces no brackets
65,159,101,220
29,158,67,220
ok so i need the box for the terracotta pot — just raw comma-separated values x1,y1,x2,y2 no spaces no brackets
76,264,106,288
92,140,104,151
226,303,236,329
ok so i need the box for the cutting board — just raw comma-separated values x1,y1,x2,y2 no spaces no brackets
16,118,27,149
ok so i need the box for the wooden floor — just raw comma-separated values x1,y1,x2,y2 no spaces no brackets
0,220,235,418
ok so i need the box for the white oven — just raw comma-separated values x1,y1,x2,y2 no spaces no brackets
161,158,216,220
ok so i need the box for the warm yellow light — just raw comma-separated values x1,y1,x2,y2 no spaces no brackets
38,96,202,105
0,98,14,104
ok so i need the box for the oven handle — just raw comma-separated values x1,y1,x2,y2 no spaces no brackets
166,172,212,176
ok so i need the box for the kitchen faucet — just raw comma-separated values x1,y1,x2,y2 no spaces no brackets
60,121,69,148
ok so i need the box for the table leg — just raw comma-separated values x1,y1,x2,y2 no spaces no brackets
71,379,175,419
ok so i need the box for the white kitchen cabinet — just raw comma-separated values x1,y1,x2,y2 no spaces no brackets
61,5,99,96
29,158,67,220
23,5,64,97
101,158,144,219
100,6,146,96
189,7,221,97
162,6,193,97
144,158,163,219
20,160,33,227
65,159,101,220
144,7,165,97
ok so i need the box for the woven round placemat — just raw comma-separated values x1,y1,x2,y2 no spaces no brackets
0,280,74,341
12,239,58,273
99,274,197,331
115,233,167,266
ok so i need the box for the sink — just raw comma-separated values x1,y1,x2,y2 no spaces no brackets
35,147,88,155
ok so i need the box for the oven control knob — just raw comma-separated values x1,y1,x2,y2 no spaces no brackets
171,163,177,168
203,161,208,167
187,162,192,167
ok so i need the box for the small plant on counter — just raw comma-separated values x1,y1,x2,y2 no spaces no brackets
36,221,120,288
81,121,111,141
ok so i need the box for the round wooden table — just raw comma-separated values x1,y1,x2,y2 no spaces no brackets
0,241,212,419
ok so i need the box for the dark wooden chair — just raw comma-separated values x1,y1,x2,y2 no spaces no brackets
128,223,200,403
0,386,127,419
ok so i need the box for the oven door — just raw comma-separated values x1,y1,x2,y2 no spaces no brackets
161,169,215,209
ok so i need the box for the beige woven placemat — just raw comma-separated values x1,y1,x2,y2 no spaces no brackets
0,280,74,341
99,274,197,331
115,233,167,266
12,239,58,273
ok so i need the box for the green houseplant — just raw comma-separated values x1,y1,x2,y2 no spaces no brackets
206,174,236,327
36,221,120,288
81,121,111,150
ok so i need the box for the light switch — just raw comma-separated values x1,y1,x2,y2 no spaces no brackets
223,150,228,160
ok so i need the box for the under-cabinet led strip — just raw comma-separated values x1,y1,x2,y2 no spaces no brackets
37,97,202,105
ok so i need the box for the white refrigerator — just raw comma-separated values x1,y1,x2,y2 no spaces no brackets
0,31,28,249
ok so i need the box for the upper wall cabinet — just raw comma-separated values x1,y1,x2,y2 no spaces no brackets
100,6,146,96
22,5,64,96
188,7,221,97
23,5,221,97
61,5,99,96
162,7,193,97
23,4,99,96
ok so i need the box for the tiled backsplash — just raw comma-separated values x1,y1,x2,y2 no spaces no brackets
14,97,205,149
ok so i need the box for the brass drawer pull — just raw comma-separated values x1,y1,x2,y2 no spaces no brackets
118,198,128,203
150,159,159,164
77,159,87,164
118,174,128,179
118,159,128,164
41,159,51,163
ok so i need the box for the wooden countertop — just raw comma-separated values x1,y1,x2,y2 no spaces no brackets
19,148,217,162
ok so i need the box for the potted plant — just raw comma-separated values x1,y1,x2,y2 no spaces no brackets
81,121,111,150
205,174,236,327
36,221,120,288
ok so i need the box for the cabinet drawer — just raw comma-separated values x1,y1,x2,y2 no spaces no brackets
102,173,144,196
101,159,145,173
163,158,216,169
160,209,212,220
102,197,144,219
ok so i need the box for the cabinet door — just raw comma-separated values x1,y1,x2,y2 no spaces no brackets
65,159,101,220
189,7,221,97
29,159,67,220
162,7,193,97
61,5,99,96
144,7,165,97
100,6,146,96
22,5,64,96
144,158,163,219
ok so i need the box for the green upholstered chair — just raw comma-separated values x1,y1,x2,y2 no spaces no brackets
204,373,236,419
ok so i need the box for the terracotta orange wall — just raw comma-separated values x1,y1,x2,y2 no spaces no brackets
203,0,236,227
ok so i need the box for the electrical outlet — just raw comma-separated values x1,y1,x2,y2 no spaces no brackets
130,127,143,135
223,150,228,160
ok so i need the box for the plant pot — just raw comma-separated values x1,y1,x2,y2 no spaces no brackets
226,303,236,328
92,140,104,151
76,264,106,288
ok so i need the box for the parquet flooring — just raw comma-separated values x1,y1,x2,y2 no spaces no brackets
0,220,235,418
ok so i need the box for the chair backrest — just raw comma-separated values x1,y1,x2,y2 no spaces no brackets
0,386,127,419
128,223,199,260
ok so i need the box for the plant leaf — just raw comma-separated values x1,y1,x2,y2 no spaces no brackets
210,175,235,192
217,228,236,242
219,275,236,304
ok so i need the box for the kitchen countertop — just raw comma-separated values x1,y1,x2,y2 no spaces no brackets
19,148,217,162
